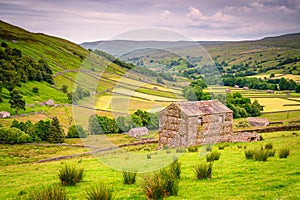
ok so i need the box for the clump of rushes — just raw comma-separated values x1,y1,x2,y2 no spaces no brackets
86,183,114,200
58,164,85,186
193,162,213,180
279,148,290,158
27,185,68,200
122,171,137,185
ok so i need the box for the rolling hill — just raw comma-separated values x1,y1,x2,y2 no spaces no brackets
0,21,185,123
81,33,300,81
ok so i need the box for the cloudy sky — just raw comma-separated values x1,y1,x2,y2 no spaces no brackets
1,0,300,43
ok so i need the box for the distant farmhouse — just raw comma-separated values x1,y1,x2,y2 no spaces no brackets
158,100,233,148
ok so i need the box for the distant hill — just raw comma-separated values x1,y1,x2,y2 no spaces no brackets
81,33,300,80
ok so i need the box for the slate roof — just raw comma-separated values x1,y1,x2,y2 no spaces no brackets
173,100,232,116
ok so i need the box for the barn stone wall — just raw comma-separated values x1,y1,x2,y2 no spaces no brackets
159,103,236,148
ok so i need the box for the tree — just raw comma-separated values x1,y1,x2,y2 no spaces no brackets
296,84,300,93
32,87,39,93
9,89,25,114
48,117,65,143
88,114,102,134
61,85,68,93
116,116,133,132
34,119,51,141
67,125,87,138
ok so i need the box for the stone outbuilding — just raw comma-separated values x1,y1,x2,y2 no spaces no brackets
0,111,10,118
159,100,233,148
128,127,149,138
247,117,269,127
44,99,55,106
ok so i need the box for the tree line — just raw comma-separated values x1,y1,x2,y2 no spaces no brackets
182,79,264,118
223,77,299,91
88,110,159,134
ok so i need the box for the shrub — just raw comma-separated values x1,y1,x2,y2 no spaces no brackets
253,149,269,161
86,183,114,200
0,127,31,144
264,142,273,150
122,171,137,185
206,151,221,162
27,185,68,200
193,162,213,180
143,169,179,200
58,164,85,186
206,146,212,152
236,120,251,128
245,149,255,159
279,148,290,158
67,125,87,138
188,146,198,152
32,87,39,93
169,160,181,179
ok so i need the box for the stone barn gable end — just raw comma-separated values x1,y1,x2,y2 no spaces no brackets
159,100,233,148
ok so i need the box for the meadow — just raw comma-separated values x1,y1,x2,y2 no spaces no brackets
0,131,299,199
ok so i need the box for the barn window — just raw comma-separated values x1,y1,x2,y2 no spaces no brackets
198,117,203,124
219,115,224,123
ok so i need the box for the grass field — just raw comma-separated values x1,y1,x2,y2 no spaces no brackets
0,131,299,199
254,98,300,112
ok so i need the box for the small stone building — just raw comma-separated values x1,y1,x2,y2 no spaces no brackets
159,100,233,148
128,127,149,138
0,111,10,118
45,99,55,106
247,117,269,127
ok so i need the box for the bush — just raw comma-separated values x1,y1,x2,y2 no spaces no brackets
122,171,137,185
279,148,290,158
86,183,114,200
143,169,179,200
32,87,39,93
236,120,251,128
264,142,273,150
206,151,221,162
27,185,68,200
0,127,31,144
67,125,87,138
187,146,198,152
193,162,213,180
58,164,85,186
206,146,212,152
245,149,255,159
253,149,269,161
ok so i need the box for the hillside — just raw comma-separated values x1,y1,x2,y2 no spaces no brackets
82,33,300,82
0,21,185,121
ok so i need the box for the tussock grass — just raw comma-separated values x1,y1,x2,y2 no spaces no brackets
206,151,221,162
86,183,114,200
253,149,269,162
122,171,137,185
27,185,68,200
279,148,290,158
58,164,85,186
187,146,198,152
245,149,255,159
193,162,213,180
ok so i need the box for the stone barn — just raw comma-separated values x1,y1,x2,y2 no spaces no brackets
158,100,233,148
128,127,149,138
0,111,10,118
